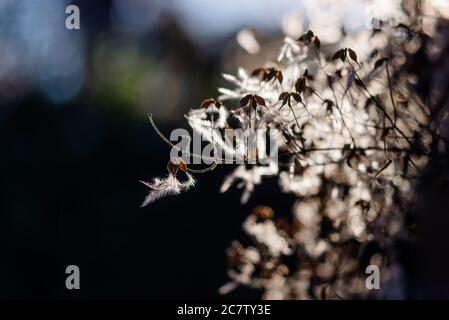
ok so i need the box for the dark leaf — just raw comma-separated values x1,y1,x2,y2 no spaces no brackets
295,78,306,93
291,92,302,103
281,98,288,107
374,57,388,70
240,94,252,107
347,48,358,62
254,94,266,106
332,49,344,61
314,37,321,50
279,92,290,101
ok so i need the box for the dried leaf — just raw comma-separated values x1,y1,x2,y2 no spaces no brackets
374,57,388,70
279,92,290,101
281,97,289,107
332,49,344,61
200,98,216,108
348,48,358,63
240,94,251,107
251,205,274,219
295,78,306,93
314,37,321,50
264,70,275,81
254,94,266,106
276,70,283,84
291,92,302,103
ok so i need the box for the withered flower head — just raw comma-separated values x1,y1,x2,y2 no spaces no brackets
140,158,195,207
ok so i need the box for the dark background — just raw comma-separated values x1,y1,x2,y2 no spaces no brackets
0,0,298,299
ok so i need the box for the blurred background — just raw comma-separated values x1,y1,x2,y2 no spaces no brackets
3,0,448,300
0,0,319,299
